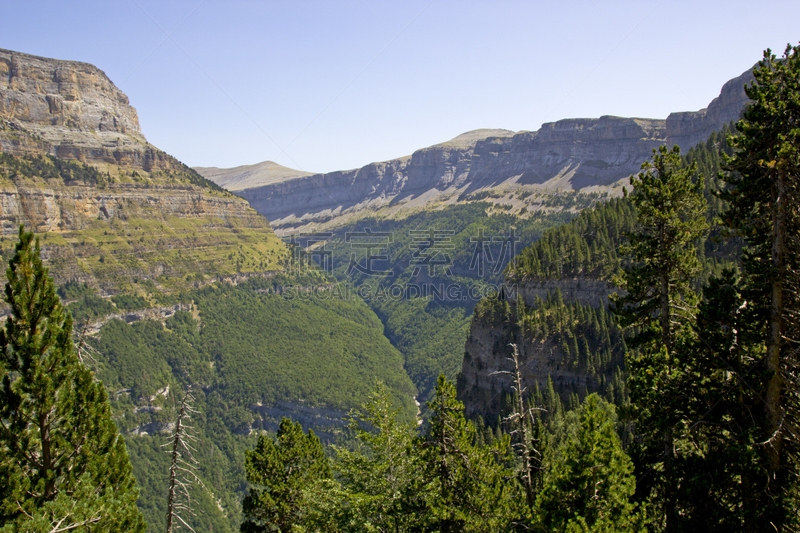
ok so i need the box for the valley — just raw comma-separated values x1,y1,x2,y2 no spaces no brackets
2,38,797,532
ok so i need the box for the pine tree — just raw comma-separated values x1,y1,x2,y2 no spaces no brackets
533,394,641,532
241,417,331,533
613,145,708,350
417,375,518,532
680,269,764,530
0,226,145,532
720,43,800,530
329,382,421,532
611,145,708,528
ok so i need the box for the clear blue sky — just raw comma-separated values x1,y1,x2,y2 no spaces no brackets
3,1,799,173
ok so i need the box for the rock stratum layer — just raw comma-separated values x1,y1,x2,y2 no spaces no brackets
458,277,614,419
0,48,286,292
199,69,753,230
0,48,184,172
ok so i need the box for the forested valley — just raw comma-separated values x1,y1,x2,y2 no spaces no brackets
1,43,799,533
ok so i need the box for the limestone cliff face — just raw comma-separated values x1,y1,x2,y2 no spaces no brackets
458,277,614,418
0,48,285,291
0,181,263,236
0,48,177,171
238,157,411,223
225,117,667,228
459,314,601,419
665,68,754,149
0,175,281,289
215,68,752,230
466,117,665,189
0,49,142,136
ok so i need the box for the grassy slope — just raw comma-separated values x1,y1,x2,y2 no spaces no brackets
0,153,287,295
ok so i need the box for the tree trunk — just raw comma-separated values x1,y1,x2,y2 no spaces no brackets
763,168,786,529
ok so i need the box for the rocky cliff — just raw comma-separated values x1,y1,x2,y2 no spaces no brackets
458,277,616,419
0,48,286,293
200,68,753,231
0,173,282,290
0,48,183,172
666,68,754,150
459,312,599,419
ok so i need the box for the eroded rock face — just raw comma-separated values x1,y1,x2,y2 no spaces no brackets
230,118,666,228
0,49,142,136
222,67,753,230
458,277,614,418
0,181,265,236
0,48,284,292
0,177,277,289
459,309,601,420
467,116,666,189
0,48,174,170
665,68,754,149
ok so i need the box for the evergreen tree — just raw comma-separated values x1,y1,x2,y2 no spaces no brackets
0,226,145,532
533,394,640,532
241,417,331,533
679,269,764,530
611,145,708,528
328,383,421,532
613,144,708,350
416,375,518,532
720,43,800,530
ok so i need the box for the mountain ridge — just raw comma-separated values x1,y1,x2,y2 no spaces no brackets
0,47,286,293
196,68,753,232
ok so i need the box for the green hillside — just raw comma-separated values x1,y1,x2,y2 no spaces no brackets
316,202,580,401
86,275,416,532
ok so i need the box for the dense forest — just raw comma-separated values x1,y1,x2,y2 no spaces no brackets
324,202,578,402
0,44,799,532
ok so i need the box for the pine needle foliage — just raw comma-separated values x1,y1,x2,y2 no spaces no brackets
0,225,145,532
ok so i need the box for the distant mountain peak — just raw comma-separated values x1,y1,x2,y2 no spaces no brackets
193,160,314,191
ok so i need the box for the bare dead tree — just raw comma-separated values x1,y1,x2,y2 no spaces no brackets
491,343,545,508
164,385,205,533
73,322,99,370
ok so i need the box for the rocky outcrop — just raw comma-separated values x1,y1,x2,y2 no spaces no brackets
0,48,285,292
237,156,412,225
459,309,600,419
0,48,178,171
458,275,617,418
0,181,264,236
0,180,265,236
224,118,667,228
0,176,281,290
666,68,754,149
465,117,665,190
213,68,753,231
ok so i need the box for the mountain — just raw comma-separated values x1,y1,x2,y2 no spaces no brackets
195,68,752,232
0,48,285,292
0,48,421,533
456,130,738,422
194,160,314,191
3,48,163,170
